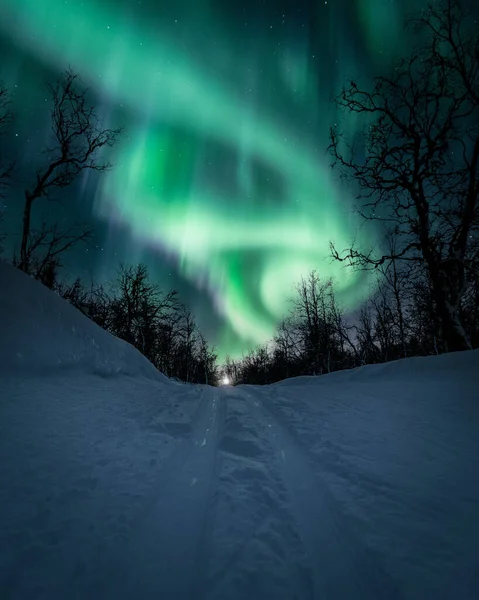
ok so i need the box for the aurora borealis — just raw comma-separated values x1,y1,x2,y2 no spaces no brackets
0,0,425,360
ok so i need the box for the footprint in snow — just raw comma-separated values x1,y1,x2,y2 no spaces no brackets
219,435,263,459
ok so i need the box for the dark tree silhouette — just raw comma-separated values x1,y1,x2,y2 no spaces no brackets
174,305,198,383
110,263,179,357
229,270,360,385
53,262,219,384
0,83,14,254
329,0,479,352
15,220,92,287
0,83,13,197
19,70,122,271
291,271,345,374
223,355,240,384
195,333,218,386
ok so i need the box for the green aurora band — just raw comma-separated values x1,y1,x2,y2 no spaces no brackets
0,0,419,361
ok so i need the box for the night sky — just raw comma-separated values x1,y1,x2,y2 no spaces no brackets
0,0,432,361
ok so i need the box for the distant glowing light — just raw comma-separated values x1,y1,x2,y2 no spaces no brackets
221,376,231,386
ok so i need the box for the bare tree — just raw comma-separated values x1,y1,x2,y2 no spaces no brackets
356,304,379,365
223,355,241,385
380,261,408,358
0,83,14,253
292,271,340,374
329,0,479,352
19,70,122,271
174,305,198,383
0,82,14,197
15,220,92,287
461,267,479,346
368,233,411,359
196,333,218,385
371,286,397,361
110,263,179,355
272,318,303,378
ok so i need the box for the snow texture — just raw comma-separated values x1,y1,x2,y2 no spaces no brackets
1,260,478,599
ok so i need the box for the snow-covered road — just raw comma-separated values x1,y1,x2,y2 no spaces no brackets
1,262,478,599
1,362,478,600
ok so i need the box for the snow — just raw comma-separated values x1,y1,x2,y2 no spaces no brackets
0,261,166,380
1,260,478,599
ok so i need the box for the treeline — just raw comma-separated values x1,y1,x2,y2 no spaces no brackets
50,263,219,385
224,263,479,386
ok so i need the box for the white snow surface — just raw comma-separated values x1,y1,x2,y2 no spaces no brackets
1,260,478,599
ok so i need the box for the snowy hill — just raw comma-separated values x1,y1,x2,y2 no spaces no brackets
0,260,166,379
0,261,478,599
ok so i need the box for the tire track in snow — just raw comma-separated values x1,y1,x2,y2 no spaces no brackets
100,387,226,600
243,388,400,600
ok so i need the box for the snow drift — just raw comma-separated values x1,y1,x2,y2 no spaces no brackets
0,260,165,380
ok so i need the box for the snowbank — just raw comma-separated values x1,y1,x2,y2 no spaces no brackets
273,347,479,387
0,260,166,380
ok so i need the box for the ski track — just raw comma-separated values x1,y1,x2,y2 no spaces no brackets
238,387,400,600
92,386,226,600
200,388,314,600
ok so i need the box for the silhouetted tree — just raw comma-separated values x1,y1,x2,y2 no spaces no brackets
232,271,357,384
461,268,479,346
173,305,198,383
271,318,303,380
14,220,92,287
54,262,218,384
19,70,122,272
239,345,271,385
291,271,343,374
330,0,479,352
195,333,219,385
110,264,179,361
0,82,13,198
223,355,240,385
356,303,380,365
0,82,13,255
408,273,441,355
56,276,89,311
